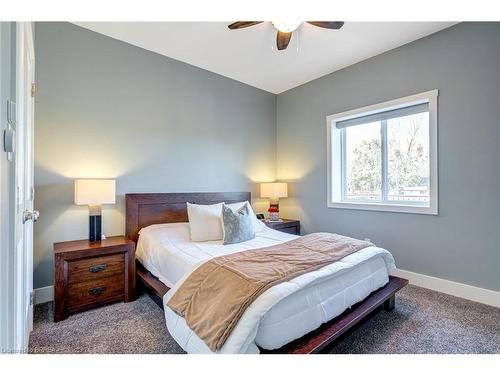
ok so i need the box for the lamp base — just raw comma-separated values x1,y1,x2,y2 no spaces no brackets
268,199,280,221
89,215,102,242
88,205,102,242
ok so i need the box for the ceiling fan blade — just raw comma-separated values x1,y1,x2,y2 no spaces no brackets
276,31,292,50
306,21,344,29
228,21,264,30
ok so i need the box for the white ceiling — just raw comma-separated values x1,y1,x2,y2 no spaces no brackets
74,22,456,94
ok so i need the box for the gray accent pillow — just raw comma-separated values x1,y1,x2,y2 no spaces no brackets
221,203,256,245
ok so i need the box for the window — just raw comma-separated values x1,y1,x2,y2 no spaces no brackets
327,90,438,214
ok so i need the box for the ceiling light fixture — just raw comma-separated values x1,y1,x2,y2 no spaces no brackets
228,21,345,51
271,21,302,33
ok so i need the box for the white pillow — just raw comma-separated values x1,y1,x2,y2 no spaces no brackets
187,202,224,241
226,201,267,232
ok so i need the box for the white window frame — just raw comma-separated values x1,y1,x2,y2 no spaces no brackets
327,90,438,215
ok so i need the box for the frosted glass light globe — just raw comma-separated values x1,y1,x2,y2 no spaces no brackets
271,21,302,33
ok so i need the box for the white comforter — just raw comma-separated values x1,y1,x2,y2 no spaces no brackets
136,222,298,288
162,235,395,354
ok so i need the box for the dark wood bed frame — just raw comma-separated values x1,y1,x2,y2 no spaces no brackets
125,192,408,354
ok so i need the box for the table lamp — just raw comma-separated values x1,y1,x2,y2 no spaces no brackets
74,179,116,242
260,182,288,221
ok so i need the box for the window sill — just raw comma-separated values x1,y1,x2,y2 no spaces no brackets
328,201,438,215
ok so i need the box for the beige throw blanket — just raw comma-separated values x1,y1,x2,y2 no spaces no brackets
167,232,373,351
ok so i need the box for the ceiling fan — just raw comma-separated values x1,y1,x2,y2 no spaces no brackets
228,21,344,51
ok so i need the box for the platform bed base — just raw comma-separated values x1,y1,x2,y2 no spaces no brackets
136,261,170,308
136,261,408,354
261,275,408,353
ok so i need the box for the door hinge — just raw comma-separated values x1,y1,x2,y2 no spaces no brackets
31,83,36,98
30,291,34,306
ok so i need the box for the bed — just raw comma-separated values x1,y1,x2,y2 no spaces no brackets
125,192,408,354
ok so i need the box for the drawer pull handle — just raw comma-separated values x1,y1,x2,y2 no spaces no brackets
89,264,107,273
89,287,106,296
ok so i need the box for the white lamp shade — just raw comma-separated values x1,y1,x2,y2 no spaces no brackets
74,179,116,205
260,182,288,199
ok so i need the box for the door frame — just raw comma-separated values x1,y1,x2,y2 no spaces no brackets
15,21,35,353
18,20,35,342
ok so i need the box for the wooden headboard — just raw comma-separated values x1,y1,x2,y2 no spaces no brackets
125,192,251,242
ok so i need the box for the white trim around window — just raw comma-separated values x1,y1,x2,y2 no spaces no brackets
327,90,438,215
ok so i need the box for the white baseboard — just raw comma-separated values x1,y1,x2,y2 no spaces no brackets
34,285,54,305
391,268,500,308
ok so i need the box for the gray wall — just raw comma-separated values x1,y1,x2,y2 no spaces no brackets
277,23,500,291
0,22,16,348
34,22,277,289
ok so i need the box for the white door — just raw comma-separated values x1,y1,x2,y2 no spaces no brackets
12,22,37,353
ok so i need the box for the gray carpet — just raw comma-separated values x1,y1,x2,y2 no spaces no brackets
29,285,500,354
29,294,184,354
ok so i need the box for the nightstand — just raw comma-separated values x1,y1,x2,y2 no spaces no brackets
53,236,136,322
263,219,300,235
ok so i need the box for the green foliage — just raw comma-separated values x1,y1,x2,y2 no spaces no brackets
347,118,428,199
347,138,381,195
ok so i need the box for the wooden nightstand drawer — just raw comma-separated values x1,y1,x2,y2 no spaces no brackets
263,219,300,235
278,226,300,235
54,236,136,321
67,275,124,313
68,254,125,284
